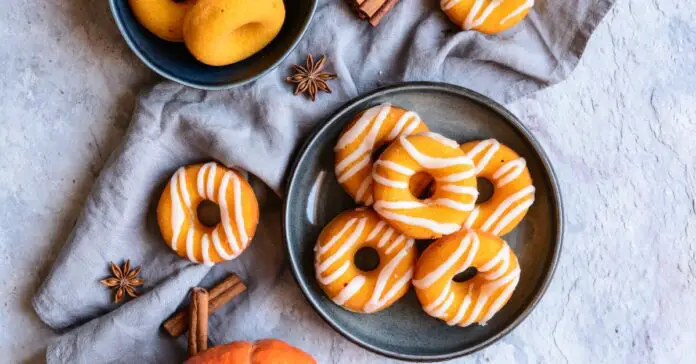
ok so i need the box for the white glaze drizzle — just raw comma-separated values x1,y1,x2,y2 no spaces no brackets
366,220,387,241
317,218,357,254
491,198,535,235
317,261,350,285
333,275,366,305
317,218,367,274
466,139,500,174
377,227,395,248
413,231,475,289
420,131,460,149
185,228,198,263
355,175,372,204
364,240,415,312
441,184,480,196
464,207,480,228
400,136,473,169
373,173,408,188
373,204,462,235
464,0,502,30
374,160,416,176
499,0,534,25
480,185,535,233
335,105,391,175
337,154,371,183
218,172,241,253
169,168,186,250
492,157,527,188
441,0,461,11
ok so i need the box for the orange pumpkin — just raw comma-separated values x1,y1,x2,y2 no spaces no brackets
185,339,316,364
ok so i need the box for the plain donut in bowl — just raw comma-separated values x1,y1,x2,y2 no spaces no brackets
128,0,197,42
183,0,286,66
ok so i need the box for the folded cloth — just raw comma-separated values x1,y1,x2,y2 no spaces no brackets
34,0,613,362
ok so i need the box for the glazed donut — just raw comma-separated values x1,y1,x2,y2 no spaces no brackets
460,139,535,236
413,229,521,327
334,103,429,206
157,162,259,265
128,0,196,42
372,133,478,239
440,0,534,34
183,0,286,66
314,208,417,313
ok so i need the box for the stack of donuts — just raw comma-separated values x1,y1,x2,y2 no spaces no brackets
315,104,535,327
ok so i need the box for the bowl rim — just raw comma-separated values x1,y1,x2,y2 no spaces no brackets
282,81,564,362
108,0,318,90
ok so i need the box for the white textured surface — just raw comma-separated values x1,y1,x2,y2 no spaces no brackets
1,1,695,363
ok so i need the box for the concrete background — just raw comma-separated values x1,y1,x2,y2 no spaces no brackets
1,0,695,363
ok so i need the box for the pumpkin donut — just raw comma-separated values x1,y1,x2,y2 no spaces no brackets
372,132,478,239
157,162,259,265
413,229,521,327
334,104,430,206
314,208,417,313
183,0,286,66
128,0,197,42
460,139,535,236
440,0,534,34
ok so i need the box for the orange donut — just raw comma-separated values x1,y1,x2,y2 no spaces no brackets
413,229,521,327
314,209,417,313
460,139,535,236
128,0,197,42
440,0,534,34
157,162,259,265
334,104,429,206
372,133,478,239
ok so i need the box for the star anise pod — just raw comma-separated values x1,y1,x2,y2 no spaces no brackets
99,260,144,304
285,54,337,102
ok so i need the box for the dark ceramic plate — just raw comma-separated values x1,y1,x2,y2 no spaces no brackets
109,0,316,89
283,82,563,361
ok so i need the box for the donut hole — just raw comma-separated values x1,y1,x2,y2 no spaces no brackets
452,267,478,283
354,247,380,272
411,172,435,200
197,200,221,227
476,177,494,204
371,144,389,161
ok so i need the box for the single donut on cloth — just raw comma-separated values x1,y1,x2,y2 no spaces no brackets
372,132,478,239
440,0,534,34
413,229,521,327
128,0,197,42
460,139,535,236
157,162,259,265
334,104,429,206
314,208,417,313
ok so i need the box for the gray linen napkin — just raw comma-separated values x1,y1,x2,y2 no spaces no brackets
33,0,612,362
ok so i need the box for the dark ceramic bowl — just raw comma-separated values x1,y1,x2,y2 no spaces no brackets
109,0,316,89
283,82,563,361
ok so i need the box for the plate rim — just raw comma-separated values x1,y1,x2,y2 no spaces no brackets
282,81,564,361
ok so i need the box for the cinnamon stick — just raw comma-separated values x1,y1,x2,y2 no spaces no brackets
359,0,387,18
370,0,400,26
188,288,209,357
163,274,247,337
